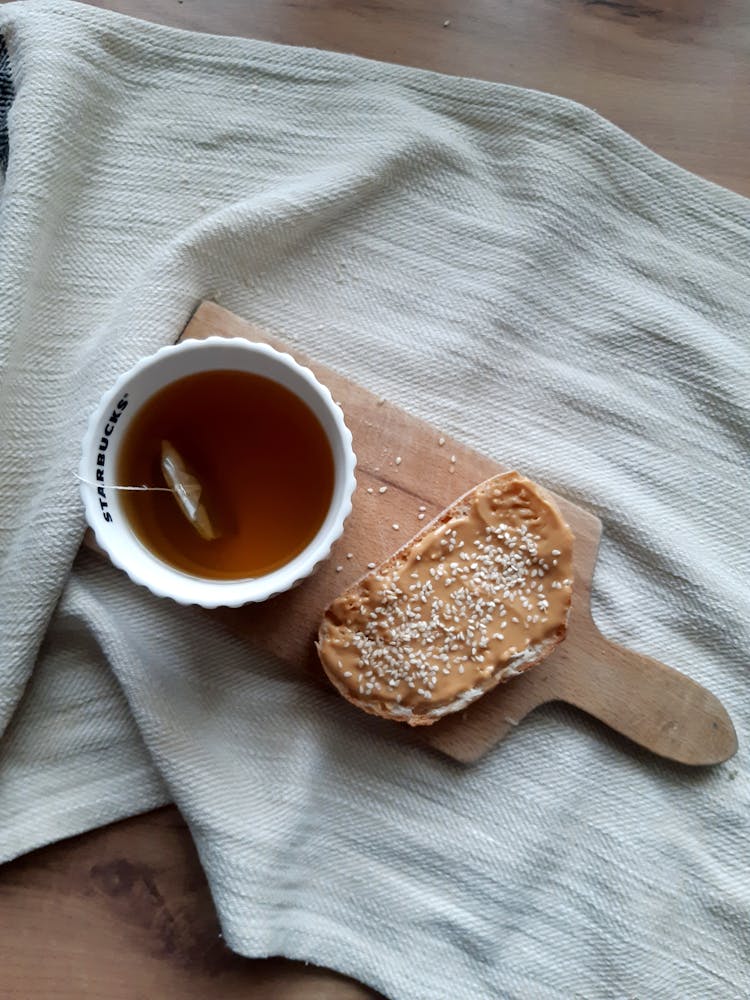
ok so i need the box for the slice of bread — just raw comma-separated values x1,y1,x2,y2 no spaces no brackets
317,471,574,726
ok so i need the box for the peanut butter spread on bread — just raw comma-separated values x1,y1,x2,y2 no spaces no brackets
318,472,574,725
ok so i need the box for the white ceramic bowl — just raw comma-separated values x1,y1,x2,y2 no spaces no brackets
79,337,356,607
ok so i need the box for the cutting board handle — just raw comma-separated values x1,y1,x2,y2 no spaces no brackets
427,624,738,766
557,631,738,765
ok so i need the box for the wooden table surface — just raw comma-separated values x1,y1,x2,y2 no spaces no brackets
1,2,747,998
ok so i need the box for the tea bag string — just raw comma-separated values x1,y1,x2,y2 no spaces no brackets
75,473,173,492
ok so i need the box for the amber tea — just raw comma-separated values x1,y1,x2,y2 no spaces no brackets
118,369,335,579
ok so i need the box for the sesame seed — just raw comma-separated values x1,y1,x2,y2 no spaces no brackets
395,456,402,466
450,455,457,463
367,487,373,494
367,562,376,569
346,552,353,559
336,565,343,572
379,486,388,494
419,505,426,512
392,523,400,530
438,437,445,446
417,513,425,520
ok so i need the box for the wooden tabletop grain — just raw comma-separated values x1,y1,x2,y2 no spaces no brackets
1,2,748,998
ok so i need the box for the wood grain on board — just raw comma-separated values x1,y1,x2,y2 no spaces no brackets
1,1,746,998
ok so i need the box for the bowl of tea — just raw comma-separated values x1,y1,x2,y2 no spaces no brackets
80,336,356,607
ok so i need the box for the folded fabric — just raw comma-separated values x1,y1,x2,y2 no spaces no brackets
1,2,748,997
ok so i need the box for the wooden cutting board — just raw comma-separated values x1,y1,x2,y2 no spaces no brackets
94,301,737,767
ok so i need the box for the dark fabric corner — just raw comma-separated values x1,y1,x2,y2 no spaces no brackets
0,33,12,174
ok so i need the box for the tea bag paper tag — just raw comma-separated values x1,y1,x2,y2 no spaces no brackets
160,440,220,541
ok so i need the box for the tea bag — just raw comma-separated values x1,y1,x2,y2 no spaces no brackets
160,440,221,541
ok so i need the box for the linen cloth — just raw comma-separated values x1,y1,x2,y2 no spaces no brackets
0,2,748,997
